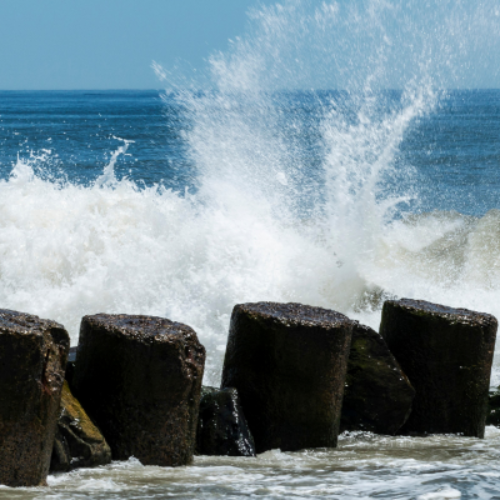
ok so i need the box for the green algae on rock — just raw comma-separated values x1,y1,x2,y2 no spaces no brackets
341,323,415,435
50,381,112,472
222,302,353,453
72,314,206,466
0,309,69,487
380,299,497,437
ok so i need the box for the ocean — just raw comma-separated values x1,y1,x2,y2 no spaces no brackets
2,1,500,498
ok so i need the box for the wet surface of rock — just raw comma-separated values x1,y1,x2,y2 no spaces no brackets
73,314,205,466
64,346,77,390
222,302,353,453
487,387,500,427
196,386,256,457
0,309,69,487
50,381,112,472
341,323,415,435
380,299,497,437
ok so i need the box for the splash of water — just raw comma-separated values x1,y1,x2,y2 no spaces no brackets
2,0,500,384
95,137,134,187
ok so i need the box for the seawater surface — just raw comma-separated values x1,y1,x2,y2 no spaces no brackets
1,430,500,499
3,0,500,497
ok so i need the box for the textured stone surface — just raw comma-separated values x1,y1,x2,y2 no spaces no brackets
0,309,69,487
222,302,353,453
196,386,256,457
72,314,205,466
380,299,497,437
341,323,415,435
50,381,112,472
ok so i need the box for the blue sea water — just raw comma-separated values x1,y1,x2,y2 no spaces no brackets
0,90,193,188
2,89,500,215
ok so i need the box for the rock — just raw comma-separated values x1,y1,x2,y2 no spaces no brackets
0,309,69,487
50,381,112,472
340,323,415,435
72,314,206,466
486,387,500,427
196,386,256,457
380,299,497,437
64,346,77,390
221,302,353,453
51,428,71,473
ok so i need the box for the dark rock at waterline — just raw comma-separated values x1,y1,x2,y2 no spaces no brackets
0,309,69,487
72,314,205,466
64,346,77,390
221,302,353,453
196,386,256,457
50,381,112,472
340,323,415,435
380,299,497,437
486,387,500,427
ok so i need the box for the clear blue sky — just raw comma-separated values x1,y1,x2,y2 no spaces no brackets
2,0,500,90
0,0,274,90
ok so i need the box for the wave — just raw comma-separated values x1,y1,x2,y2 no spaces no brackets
2,155,500,384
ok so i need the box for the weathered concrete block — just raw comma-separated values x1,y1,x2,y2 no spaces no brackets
0,309,69,487
72,314,206,466
196,386,256,457
50,381,112,472
380,299,497,437
221,302,353,453
341,323,415,435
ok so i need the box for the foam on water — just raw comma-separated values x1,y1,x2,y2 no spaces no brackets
0,429,492,499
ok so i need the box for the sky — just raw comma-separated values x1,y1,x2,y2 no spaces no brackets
0,0,274,90
2,0,500,91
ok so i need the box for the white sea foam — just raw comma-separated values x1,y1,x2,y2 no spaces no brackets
33,432,500,499
4,139,500,388
418,488,462,500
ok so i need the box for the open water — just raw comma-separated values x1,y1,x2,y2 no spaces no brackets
2,0,500,498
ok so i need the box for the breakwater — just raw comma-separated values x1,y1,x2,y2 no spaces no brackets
0,297,497,496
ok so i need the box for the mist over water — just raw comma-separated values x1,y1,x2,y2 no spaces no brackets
2,0,500,390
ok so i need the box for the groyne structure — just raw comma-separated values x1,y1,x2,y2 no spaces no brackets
0,299,497,487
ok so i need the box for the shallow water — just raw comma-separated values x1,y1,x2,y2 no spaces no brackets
2,429,500,499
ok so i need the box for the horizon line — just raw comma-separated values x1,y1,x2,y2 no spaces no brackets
2,87,500,92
